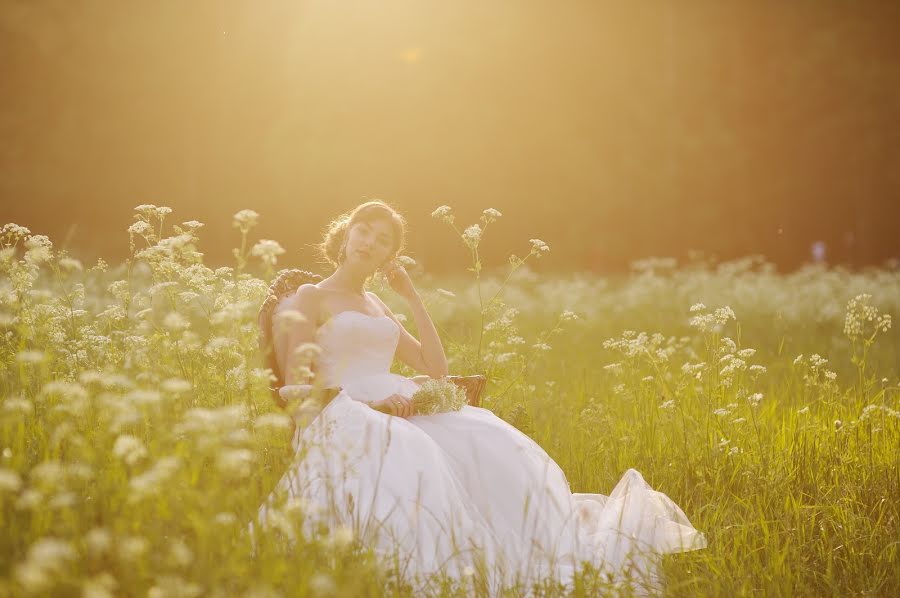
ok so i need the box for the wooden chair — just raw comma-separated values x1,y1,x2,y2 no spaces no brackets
258,269,486,414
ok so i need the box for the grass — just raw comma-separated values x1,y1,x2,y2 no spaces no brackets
0,211,897,597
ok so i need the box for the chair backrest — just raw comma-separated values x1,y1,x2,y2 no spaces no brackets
258,269,322,407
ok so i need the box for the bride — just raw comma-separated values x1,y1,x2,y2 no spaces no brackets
252,200,706,595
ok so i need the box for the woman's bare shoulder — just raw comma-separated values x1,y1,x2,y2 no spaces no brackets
276,283,321,321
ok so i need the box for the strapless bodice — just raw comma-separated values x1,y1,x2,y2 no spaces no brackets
313,311,400,388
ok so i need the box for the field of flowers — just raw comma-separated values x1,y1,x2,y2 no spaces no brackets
1,205,898,596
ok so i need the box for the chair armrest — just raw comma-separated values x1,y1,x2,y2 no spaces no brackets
446,374,487,407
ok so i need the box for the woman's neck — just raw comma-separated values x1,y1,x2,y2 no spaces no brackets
321,265,369,296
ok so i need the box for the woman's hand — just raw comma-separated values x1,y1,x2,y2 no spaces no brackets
382,260,416,300
370,393,416,418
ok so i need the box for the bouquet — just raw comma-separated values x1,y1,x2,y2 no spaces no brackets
372,377,468,415
411,377,469,415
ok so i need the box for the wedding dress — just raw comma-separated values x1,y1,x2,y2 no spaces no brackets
253,311,706,595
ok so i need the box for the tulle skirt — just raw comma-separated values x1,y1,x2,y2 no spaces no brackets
252,373,706,595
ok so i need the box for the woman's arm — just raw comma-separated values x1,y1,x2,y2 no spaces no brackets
274,283,321,386
369,289,449,379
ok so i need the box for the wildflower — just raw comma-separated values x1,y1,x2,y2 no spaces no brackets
24,234,53,264
462,565,476,577
462,224,482,249
128,221,153,236
82,572,118,598
134,204,157,215
232,209,260,233
689,303,706,313
16,350,45,364
2,223,31,240
431,205,454,224
168,538,193,567
732,417,746,424
797,406,810,415
410,379,467,415
250,239,285,267
271,311,307,341
327,525,355,550
84,528,112,559
58,257,83,271
529,238,550,257
214,512,238,526
309,573,336,596
481,208,502,224
659,399,676,410
129,456,181,502
560,309,578,322
858,404,900,421
181,220,204,230
748,393,763,407
162,312,189,331
119,536,149,562
161,378,191,394
0,468,22,493
113,435,148,466
834,419,842,430
714,306,736,324
532,342,552,351
254,412,292,432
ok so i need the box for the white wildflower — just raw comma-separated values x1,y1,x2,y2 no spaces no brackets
232,209,260,233
431,205,454,224
481,208,502,224
251,239,285,267
113,435,148,467
0,468,22,492
529,238,550,257
462,224,482,249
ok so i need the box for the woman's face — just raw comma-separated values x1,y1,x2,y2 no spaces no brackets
344,218,396,271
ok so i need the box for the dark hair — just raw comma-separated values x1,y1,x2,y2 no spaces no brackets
316,200,407,269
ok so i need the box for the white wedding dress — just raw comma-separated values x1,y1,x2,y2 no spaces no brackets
253,311,706,595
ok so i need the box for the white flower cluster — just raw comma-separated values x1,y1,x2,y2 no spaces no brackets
481,208,502,225
431,204,454,224
232,209,260,233
529,238,550,258
250,239,285,268
792,353,838,388
689,303,736,332
462,224,482,249
843,293,892,339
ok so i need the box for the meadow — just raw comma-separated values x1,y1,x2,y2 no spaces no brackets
1,206,898,597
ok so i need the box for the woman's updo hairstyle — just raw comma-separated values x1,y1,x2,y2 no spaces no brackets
316,200,407,270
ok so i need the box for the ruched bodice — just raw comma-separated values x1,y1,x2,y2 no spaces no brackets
314,311,400,388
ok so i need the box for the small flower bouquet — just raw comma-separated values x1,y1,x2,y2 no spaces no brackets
411,377,468,415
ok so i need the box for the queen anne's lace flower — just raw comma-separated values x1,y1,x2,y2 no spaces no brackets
462,224,482,249
232,209,260,233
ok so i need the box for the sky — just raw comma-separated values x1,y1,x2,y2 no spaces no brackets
1,0,898,273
